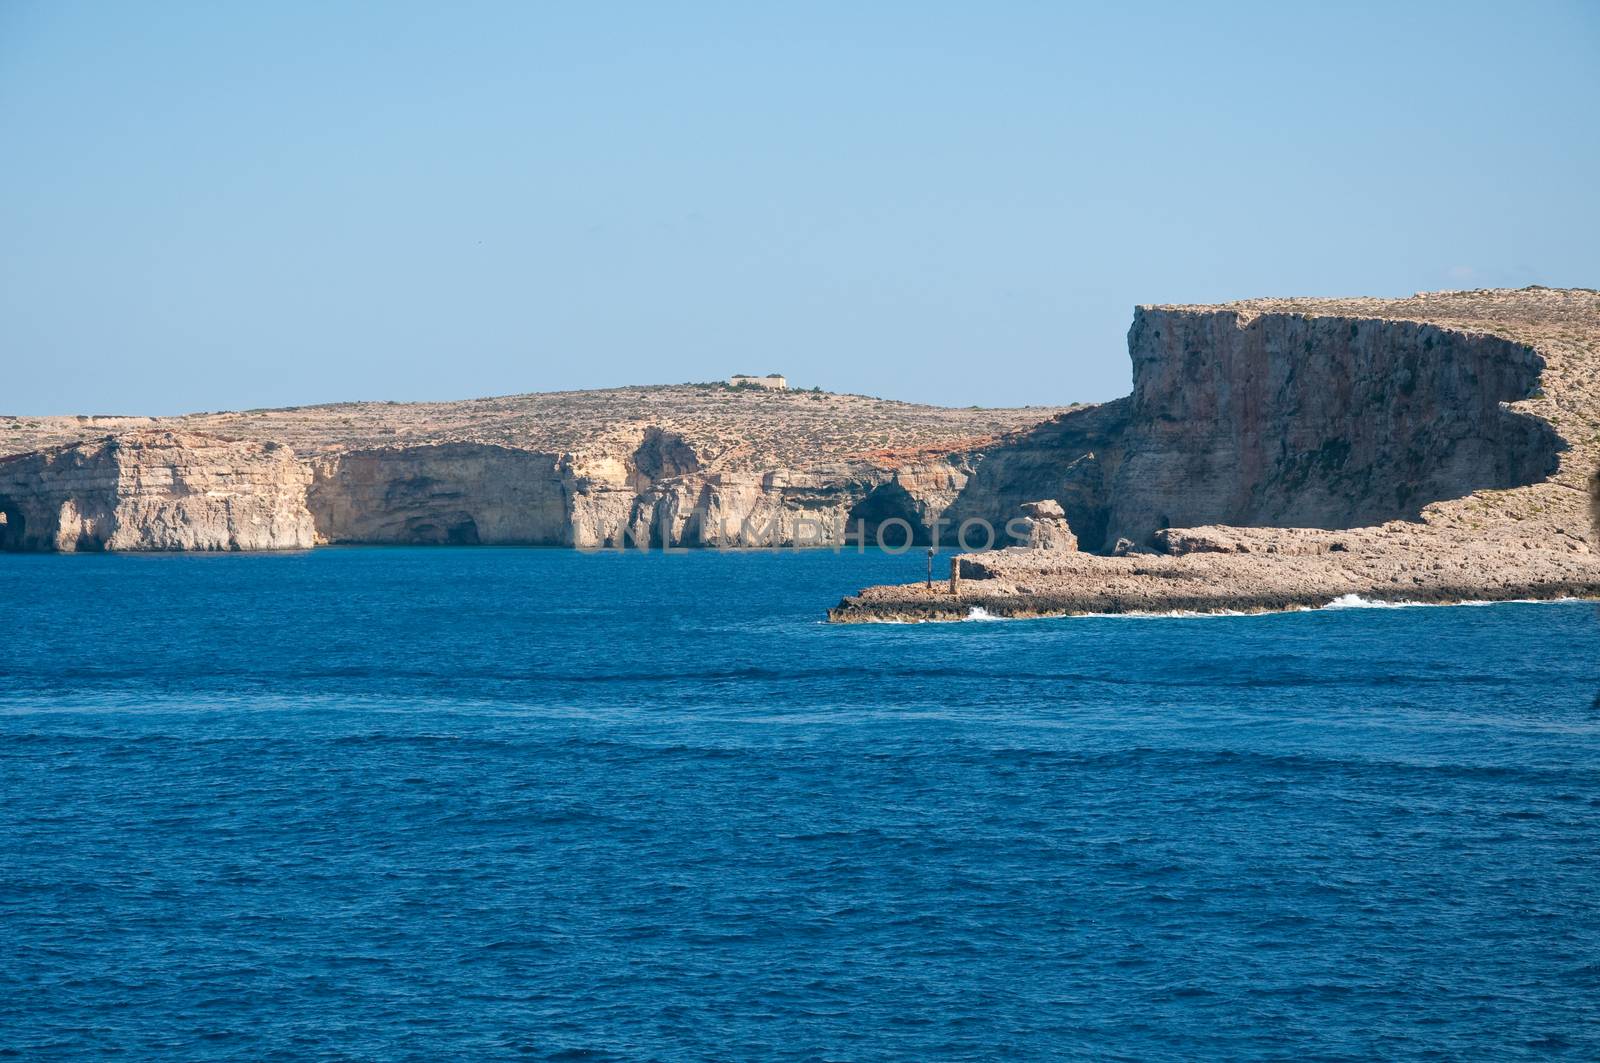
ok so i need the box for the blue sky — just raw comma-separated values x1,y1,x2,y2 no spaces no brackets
2,1,1596,415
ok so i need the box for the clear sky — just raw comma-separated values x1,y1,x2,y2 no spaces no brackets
2,1,1596,415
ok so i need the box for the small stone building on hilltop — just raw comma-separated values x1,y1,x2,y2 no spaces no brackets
729,374,787,390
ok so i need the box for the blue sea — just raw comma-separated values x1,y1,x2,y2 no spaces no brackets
2,547,1598,1061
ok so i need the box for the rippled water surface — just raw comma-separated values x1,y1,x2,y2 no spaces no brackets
2,547,1598,1061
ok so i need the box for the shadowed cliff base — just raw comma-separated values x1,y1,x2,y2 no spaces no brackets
848,480,937,548
0,495,25,551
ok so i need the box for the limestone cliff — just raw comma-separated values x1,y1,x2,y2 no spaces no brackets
946,287,1589,551
303,434,981,549
1105,304,1561,542
306,445,569,545
0,388,1054,551
0,432,314,552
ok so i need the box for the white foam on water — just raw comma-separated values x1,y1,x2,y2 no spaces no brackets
1319,594,1583,611
1321,593,1414,610
844,616,934,625
1100,608,1266,619
843,595,1587,625
965,605,1271,621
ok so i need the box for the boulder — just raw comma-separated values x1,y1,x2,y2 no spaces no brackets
1017,500,1077,552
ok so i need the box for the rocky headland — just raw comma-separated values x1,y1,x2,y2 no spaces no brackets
832,287,1600,620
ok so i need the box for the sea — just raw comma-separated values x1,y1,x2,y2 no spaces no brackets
2,547,1597,1061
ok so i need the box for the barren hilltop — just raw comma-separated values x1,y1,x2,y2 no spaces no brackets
832,286,1600,619
1,385,1070,472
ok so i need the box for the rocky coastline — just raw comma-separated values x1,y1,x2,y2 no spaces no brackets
833,287,1600,620
5,285,1598,627
0,388,1068,552
828,524,1600,622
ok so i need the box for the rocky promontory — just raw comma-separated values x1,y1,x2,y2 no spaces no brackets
832,287,1600,619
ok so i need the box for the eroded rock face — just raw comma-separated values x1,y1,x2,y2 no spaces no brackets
939,290,1576,551
0,432,313,552
940,399,1128,548
1105,309,1559,542
1152,525,1351,556
0,385,1063,551
308,445,569,545
843,459,976,548
299,429,976,549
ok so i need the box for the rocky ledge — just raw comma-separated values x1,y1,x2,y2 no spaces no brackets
832,287,1600,620
829,523,1600,621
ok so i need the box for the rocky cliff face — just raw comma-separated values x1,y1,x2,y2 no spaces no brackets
0,432,314,552
0,426,983,553
0,386,1053,552
307,445,569,545
939,399,1129,549
1104,307,1560,542
305,434,977,549
942,288,1584,551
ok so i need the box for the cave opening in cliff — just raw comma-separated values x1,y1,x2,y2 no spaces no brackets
0,497,23,551
445,518,480,545
405,514,481,545
848,482,929,548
